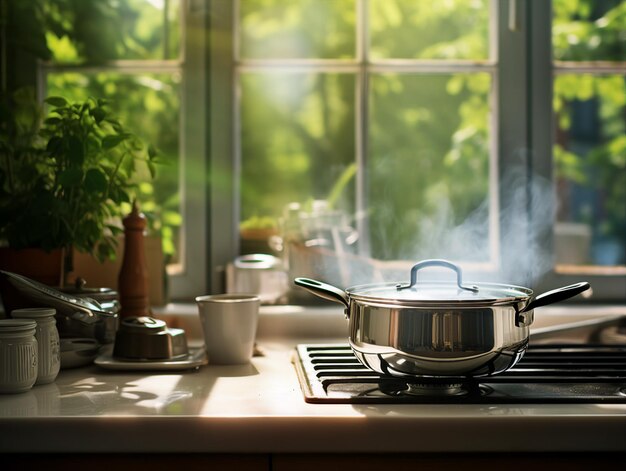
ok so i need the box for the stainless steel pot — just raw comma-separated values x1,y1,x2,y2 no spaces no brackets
295,259,590,378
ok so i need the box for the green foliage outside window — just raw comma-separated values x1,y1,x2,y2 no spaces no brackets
553,0,625,263
240,0,625,265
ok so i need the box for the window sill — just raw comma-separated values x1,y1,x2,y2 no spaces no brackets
153,303,348,341
153,303,626,343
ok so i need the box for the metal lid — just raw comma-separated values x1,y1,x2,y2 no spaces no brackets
60,278,119,303
119,316,166,333
347,281,531,303
346,260,532,305
234,253,282,270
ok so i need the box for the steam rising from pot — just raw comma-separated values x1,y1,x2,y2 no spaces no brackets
288,166,556,288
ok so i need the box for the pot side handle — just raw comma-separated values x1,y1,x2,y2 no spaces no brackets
294,278,350,311
520,281,590,313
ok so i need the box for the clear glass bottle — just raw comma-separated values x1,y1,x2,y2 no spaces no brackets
11,308,60,385
0,319,38,393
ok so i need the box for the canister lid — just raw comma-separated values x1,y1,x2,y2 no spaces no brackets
0,319,37,332
11,307,57,318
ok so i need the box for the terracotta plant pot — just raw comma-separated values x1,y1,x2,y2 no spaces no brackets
0,247,64,286
0,247,65,314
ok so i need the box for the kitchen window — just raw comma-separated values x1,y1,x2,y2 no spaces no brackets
207,0,625,302
21,0,625,302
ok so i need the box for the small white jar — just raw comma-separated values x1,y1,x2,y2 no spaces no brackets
0,319,38,394
12,308,60,385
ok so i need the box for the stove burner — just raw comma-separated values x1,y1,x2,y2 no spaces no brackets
403,382,468,397
294,344,626,404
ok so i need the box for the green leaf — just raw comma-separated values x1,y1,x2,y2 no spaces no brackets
102,134,127,149
147,161,157,179
162,210,183,226
84,168,108,193
44,117,61,125
58,168,83,188
90,107,106,124
67,136,84,166
86,134,101,153
118,189,131,203
44,96,68,108
147,145,158,159
119,190,130,203
106,224,124,236
103,118,122,131
109,187,131,204
46,136,63,156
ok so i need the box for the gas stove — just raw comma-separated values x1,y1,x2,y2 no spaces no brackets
294,343,626,404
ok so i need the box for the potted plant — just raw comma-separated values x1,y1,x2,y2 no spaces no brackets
0,87,156,287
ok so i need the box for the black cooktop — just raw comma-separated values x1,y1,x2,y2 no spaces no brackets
293,344,626,403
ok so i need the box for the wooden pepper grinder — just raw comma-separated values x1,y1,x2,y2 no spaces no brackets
118,200,150,318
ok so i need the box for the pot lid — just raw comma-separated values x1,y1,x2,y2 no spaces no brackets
346,260,532,304
61,277,118,302
347,281,531,303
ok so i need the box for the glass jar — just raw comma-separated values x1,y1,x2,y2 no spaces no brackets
0,319,38,393
11,308,60,385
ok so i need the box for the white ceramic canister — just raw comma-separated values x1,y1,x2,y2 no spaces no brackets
0,319,38,393
12,308,60,385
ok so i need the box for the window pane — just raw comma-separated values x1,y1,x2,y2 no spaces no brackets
554,74,626,268
368,73,492,262
46,72,182,262
369,0,490,60
238,0,355,59
239,72,355,253
553,0,626,62
44,0,182,63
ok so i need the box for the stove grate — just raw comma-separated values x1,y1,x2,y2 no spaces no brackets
294,344,626,403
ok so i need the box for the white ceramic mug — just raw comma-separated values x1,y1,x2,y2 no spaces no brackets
195,294,260,365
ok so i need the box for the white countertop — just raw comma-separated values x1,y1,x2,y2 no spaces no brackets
1,305,626,454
